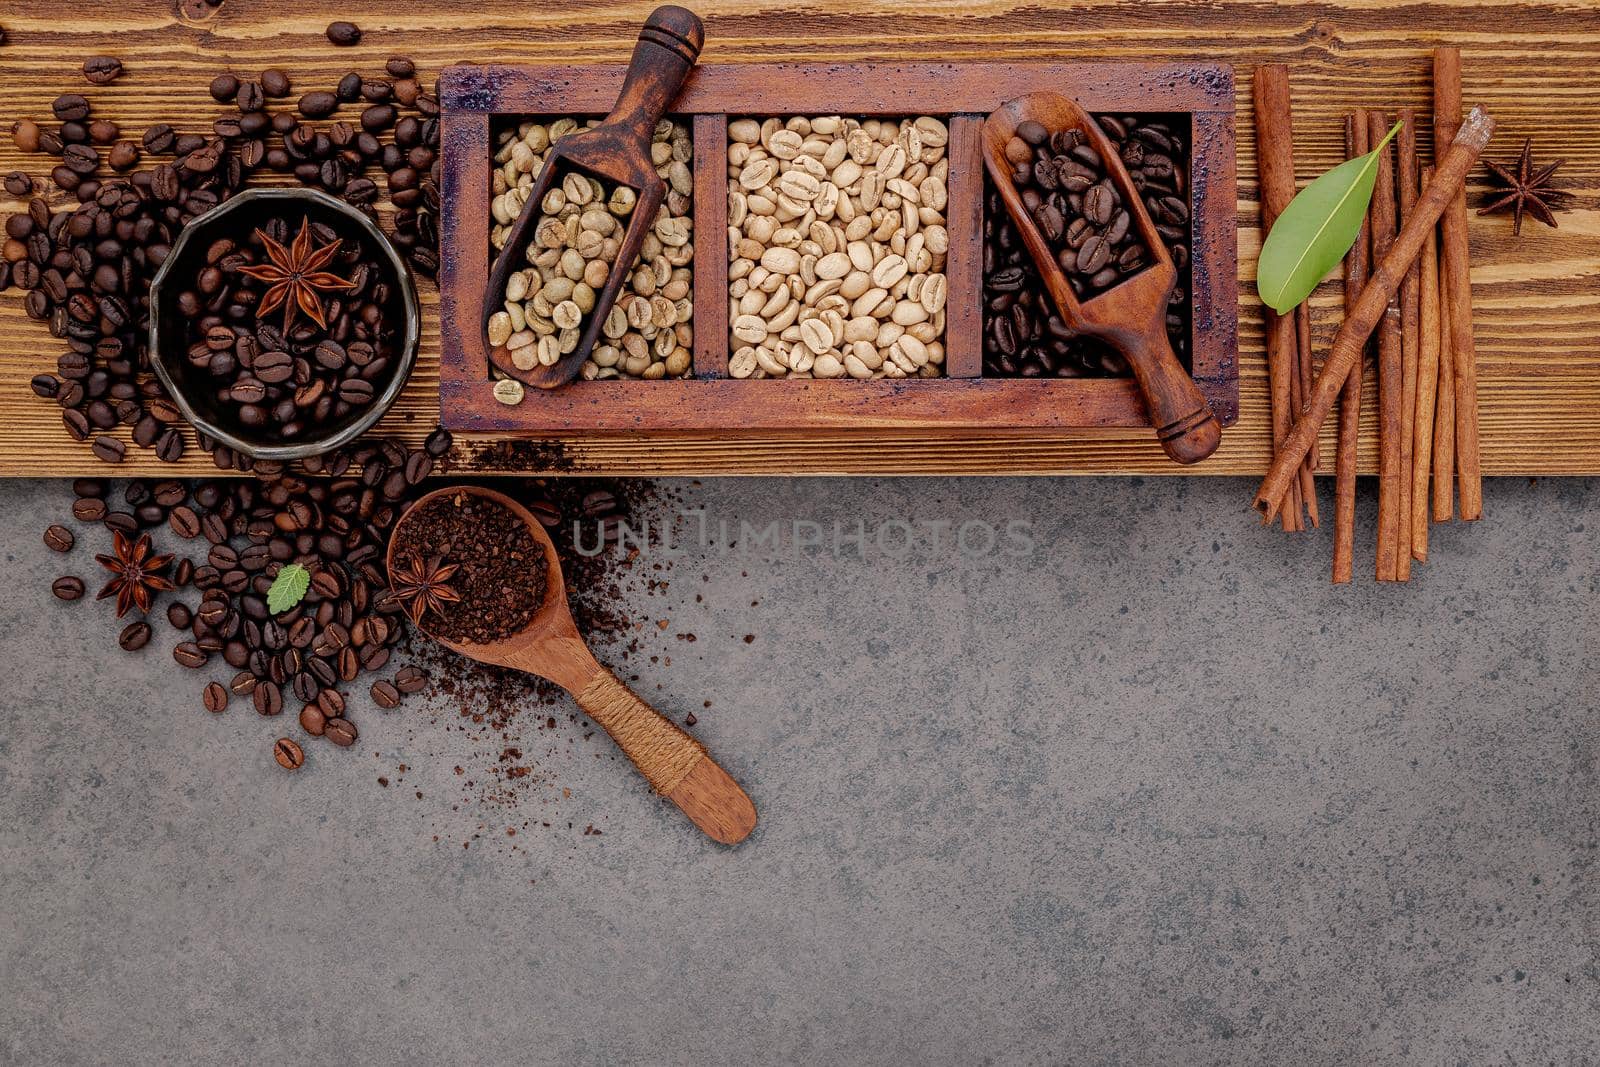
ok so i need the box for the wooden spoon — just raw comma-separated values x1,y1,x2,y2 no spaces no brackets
982,92,1222,465
485,5,705,390
388,485,756,845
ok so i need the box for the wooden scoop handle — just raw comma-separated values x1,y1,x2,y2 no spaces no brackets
608,5,706,146
575,667,756,845
1111,317,1221,465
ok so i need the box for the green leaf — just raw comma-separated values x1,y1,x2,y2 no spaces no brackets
266,563,311,615
1256,120,1403,315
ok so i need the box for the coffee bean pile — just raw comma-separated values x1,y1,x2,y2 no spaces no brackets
47,431,449,764
983,114,1192,378
4,57,441,468
44,439,647,772
177,216,402,439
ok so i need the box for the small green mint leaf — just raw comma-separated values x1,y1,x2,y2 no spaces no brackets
266,563,311,615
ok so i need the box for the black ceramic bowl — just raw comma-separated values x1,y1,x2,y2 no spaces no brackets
148,188,420,461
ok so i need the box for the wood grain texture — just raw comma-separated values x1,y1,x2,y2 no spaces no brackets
1,0,1597,477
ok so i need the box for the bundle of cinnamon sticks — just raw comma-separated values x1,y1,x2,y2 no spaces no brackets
1252,49,1487,583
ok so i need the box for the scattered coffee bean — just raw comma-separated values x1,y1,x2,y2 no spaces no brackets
91,435,126,463
323,717,358,746
119,620,152,651
394,665,428,693
254,680,283,716
167,602,192,629
273,737,305,769
209,73,240,102
82,57,124,85
173,641,208,667
53,575,86,601
260,69,291,98
203,681,229,713
44,524,75,552
326,21,362,46
370,679,400,708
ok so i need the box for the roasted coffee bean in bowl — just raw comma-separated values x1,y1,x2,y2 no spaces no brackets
148,188,419,460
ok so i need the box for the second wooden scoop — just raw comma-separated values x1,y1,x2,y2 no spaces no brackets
388,485,756,845
982,92,1222,465
485,5,705,390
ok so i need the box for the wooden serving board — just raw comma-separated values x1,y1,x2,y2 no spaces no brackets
437,62,1239,435
0,0,1597,478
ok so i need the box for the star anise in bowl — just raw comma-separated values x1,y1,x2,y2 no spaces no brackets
237,216,356,330
386,552,461,626
95,531,174,617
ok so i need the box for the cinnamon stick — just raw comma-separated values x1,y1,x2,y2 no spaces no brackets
1332,111,1370,584
1435,47,1483,520
1411,167,1441,563
1368,111,1403,581
1432,275,1457,521
1253,106,1495,521
1395,109,1421,578
1292,306,1319,527
1253,64,1304,531
1296,303,1319,472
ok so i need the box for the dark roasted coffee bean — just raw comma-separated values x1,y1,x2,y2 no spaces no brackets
1076,235,1111,275
260,69,291,98
236,81,265,113
167,602,193,629
370,679,400,708
91,435,126,463
273,737,305,770
119,621,152,651
52,575,86,601
210,74,241,102
44,524,75,552
254,680,283,716
72,496,107,522
52,94,90,122
203,681,229,713
424,427,452,457
82,56,124,85
323,717,358,746
394,665,428,694
336,71,364,102
168,505,201,538
326,20,362,46
173,641,208,668
298,91,338,118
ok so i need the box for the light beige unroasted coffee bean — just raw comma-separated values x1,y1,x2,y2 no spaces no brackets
492,377,525,405
491,117,694,381
726,114,949,379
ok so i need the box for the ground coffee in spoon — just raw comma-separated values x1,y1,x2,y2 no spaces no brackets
388,491,546,644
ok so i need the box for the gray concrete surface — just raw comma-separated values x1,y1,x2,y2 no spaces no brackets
1,475,1596,1066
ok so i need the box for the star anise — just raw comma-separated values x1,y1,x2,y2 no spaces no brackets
1478,138,1570,236
95,531,174,618
236,216,355,330
387,552,461,626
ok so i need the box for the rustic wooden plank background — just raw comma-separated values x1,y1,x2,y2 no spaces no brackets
0,0,1595,477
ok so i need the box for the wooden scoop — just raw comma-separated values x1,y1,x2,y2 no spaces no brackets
485,5,705,390
982,92,1222,465
388,485,756,845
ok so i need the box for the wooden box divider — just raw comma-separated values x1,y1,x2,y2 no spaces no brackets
438,62,1238,435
